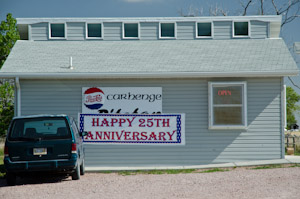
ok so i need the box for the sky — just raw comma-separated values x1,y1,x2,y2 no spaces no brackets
1,0,300,119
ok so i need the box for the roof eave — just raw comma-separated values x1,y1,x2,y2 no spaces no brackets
0,71,298,79
16,15,282,24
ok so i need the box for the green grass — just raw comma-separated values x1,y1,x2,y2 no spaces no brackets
98,170,113,174
0,148,5,178
289,164,300,168
109,168,232,176
117,169,196,176
197,168,230,173
102,164,300,175
285,151,300,156
251,164,285,170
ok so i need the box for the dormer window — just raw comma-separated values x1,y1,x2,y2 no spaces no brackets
86,23,102,39
159,23,176,39
233,21,250,37
123,23,139,39
196,22,213,38
49,23,66,39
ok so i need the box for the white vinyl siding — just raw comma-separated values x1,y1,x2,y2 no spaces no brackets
67,22,85,40
30,23,48,41
19,78,282,167
103,22,122,40
27,20,271,41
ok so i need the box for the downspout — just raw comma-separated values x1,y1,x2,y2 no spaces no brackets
15,77,21,116
280,77,285,159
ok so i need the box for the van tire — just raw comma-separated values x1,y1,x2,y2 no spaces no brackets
6,172,16,186
80,159,85,175
72,165,80,180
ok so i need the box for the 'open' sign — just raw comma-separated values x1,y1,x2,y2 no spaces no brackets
218,90,232,96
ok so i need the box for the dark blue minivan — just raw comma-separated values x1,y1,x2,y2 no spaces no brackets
4,115,86,185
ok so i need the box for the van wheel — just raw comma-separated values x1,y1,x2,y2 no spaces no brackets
72,164,80,180
6,172,17,186
80,159,85,175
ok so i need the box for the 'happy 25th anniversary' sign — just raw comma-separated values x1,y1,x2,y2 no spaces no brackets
79,114,185,145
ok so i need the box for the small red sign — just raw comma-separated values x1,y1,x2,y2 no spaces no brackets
218,90,231,96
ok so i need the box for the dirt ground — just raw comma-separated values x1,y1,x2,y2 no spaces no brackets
285,131,300,137
0,167,300,199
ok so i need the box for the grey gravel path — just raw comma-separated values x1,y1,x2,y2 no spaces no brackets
0,167,299,199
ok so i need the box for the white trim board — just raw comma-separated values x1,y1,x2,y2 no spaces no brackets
0,71,298,79
208,81,247,130
85,22,103,40
17,15,282,24
48,22,67,40
159,22,177,39
195,21,214,39
232,21,251,38
122,22,140,40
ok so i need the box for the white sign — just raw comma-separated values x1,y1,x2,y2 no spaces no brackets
79,114,185,145
82,87,162,114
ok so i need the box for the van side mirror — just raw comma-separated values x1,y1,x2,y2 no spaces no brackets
79,131,88,137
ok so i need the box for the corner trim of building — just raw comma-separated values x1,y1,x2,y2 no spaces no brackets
280,77,285,159
15,77,21,117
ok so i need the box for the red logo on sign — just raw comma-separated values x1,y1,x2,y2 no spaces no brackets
85,95,103,103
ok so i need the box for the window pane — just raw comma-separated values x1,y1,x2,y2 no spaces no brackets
213,107,243,125
88,24,101,37
197,23,211,37
161,23,175,37
124,23,138,38
213,86,242,104
9,117,71,140
51,24,65,37
234,22,248,36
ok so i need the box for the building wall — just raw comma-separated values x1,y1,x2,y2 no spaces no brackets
213,21,232,40
29,20,269,41
19,77,282,167
251,21,268,38
31,23,48,41
66,22,85,40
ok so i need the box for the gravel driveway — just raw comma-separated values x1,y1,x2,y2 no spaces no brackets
0,167,299,199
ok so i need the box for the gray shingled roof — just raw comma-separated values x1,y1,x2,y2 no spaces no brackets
0,39,298,78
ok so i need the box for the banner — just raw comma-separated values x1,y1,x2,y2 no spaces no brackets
79,114,185,145
82,87,162,114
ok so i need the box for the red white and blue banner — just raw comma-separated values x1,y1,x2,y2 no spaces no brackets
79,114,185,145
82,87,162,114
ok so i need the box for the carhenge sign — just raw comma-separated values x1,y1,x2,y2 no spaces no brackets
79,114,185,145
82,87,162,114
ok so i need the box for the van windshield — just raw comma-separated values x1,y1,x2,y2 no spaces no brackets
9,117,71,141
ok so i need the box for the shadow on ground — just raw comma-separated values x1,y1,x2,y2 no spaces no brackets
0,173,71,187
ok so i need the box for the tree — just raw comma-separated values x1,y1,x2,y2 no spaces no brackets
0,13,20,69
0,81,14,137
179,0,300,27
0,13,19,136
286,86,300,129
